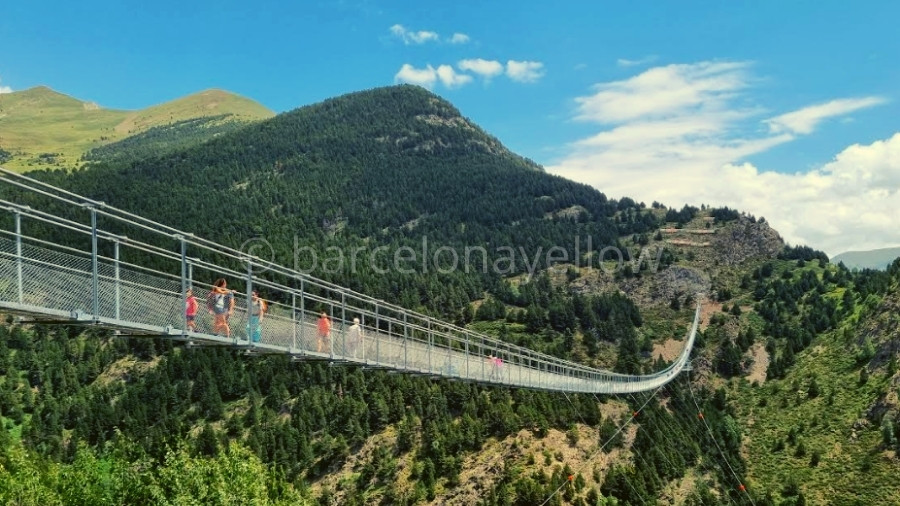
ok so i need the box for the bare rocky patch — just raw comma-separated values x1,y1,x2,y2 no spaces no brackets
745,343,769,384
653,338,686,362
93,355,160,388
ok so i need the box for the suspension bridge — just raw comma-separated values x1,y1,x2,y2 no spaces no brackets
0,167,700,394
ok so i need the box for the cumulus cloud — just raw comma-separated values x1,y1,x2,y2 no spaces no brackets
449,33,470,44
394,64,438,88
716,135,900,256
393,57,548,89
548,61,893,256
458,58,504,80
0,75,11,94
436,64,473,88
766,97,886,134
394,64,472,89
395,58,548,88
389,24,439,45
617,55,657,67
506,60,545,83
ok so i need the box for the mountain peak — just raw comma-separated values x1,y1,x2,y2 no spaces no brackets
284,84,541,170
325,84,461,116
19,85,65,96
132,88,274,125
4,85,84,107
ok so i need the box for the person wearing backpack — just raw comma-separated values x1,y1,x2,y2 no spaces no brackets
207,278,235,337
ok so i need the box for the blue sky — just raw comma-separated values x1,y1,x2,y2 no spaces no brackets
2,0,899,255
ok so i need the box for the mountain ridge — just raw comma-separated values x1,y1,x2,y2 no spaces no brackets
832,246,900,271
0,85,274,171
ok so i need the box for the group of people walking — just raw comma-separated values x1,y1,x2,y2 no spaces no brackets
183,280,513,384
183,278,363,354
183,279,510,380
183,278,266,341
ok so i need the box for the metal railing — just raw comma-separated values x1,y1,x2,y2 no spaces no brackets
0,167,700,393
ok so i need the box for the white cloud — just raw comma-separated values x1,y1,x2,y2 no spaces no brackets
766,97,886,134
389,24,439,45
617,55,657,67
573,61,751,123
394,59,549,88
506,60,545,83
0,75,11,94
449,33,470,44
394,63,473,89
436,64,472,88
458,58,504,80
716,134,900,256
394,64,438,88
548,61,894,256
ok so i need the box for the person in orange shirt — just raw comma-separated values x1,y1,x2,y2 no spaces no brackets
317,311,332,353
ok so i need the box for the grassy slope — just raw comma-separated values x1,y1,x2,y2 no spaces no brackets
736,335,897,504
0,86,273,171
723,264,900,503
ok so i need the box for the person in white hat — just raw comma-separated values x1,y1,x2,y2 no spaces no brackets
347,317,363,358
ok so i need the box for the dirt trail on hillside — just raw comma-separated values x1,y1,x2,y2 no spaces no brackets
746,343,769,384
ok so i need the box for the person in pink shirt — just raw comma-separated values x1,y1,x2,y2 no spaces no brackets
185,288,198,331
489,354,502,380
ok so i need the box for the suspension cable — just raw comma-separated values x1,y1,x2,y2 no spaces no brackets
687,372,756,505
538,387,662,506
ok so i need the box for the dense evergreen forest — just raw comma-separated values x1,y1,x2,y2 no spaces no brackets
4,259,897,504
2,85,900,504
82,114,254,166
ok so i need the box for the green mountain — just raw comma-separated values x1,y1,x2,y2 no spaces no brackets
32,84,642,318
0,86,274,171
832,246,900,271
2,85,900,505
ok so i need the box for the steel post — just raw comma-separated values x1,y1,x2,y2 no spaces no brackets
90,207,99,319
299,279,305,352
114,239,121,320
403,312,408,369
180,236,187,335
246,259,253,346
464,332,470,380
292,292,297,352
14,211,23,304
341,292,346,359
